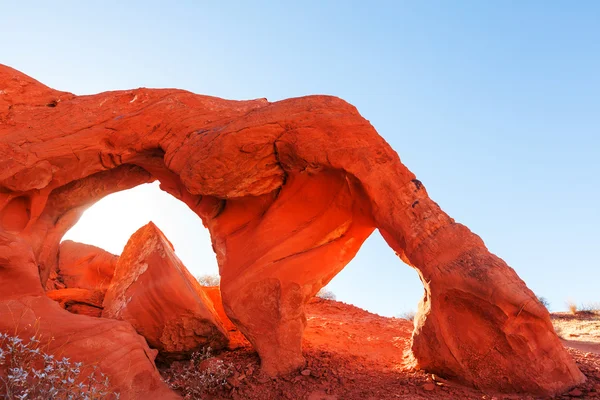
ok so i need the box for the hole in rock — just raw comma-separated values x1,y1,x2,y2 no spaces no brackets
56,177,428,377
62,181,218,279
61,180,424,319
325,231,424,318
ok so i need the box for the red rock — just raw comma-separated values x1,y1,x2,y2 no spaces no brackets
568,388,583,397
0,64,586,396
65,303,103,318
46,287,104,317
308,391,338,400
203,286,236,332
203,285,248,349
45,242,117,316
102,222,229,358
57,240,118,291
0,231,177,399
422,382,435,391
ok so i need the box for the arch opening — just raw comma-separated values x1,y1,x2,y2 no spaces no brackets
61,179,423,320
44,172,238,359
325,231,423,318
41,160,426,373
62,181,217,279
27,148,578,394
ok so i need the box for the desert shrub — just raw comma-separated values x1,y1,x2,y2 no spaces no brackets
578,302,600,314
0,332,119,399
537,296,550,310
396,311,416,321
566,301,578,314
316,288,336,301
162,347,234,399
196,274,221,287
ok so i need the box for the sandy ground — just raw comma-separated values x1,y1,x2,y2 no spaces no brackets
553,311,600,355
161,300,600,399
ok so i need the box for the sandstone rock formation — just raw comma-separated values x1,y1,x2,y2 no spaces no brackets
0,64,586,396
0,231,178,399
57,240,118,291
203,285,250,349
102,222,229,358
45,241,117,317
46,287,105,317
203,286,235,332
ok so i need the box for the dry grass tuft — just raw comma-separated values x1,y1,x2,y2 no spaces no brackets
567,301,578,315
579,302,600,315
316,288,336,301
161,347,234,399
196,274,221,287
396,311,416,321
565,301,600,315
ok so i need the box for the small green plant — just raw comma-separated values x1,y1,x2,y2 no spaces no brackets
196,274,221,287
0,332,119,399
316,288,336,301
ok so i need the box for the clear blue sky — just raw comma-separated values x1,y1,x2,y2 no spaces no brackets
4,1,599,316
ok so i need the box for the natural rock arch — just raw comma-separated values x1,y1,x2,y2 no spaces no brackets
0,65,585,397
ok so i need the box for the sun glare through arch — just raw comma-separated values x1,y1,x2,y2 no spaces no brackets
62,181,219,280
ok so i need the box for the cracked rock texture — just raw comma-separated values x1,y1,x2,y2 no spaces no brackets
0,64,585,397
102,222,229,358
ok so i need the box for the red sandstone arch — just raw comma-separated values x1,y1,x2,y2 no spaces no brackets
0,64,585,397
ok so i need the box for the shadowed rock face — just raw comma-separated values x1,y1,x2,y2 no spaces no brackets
46,287,105,317
0,64,585,396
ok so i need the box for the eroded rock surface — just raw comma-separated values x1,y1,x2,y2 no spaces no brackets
46,287,105,317
0,231,177,400
45,241,117,317
57,240,118,291
0,64,585,396
102,222,229,358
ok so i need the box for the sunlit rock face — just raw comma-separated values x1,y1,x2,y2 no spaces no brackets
0,64,585,397
56,240,118,291
102,222,229,358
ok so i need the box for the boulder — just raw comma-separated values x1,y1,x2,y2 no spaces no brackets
102,222,229,358
57,240,118,291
